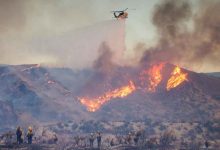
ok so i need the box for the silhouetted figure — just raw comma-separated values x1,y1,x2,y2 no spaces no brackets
134,132,140,145
97,132,102,148
126,133,132,145
89,133,95,148
134,136,138,145
74,136,80,147
205,140,209,149
26,126,34,144
110,138,114,146
16,126,22,144
54,134,58,143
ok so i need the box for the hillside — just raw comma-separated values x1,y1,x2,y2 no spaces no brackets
0,64,219,131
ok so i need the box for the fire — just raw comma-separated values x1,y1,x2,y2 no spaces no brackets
78,63,189,112
166,66,188,91
78,81,136,112
140,63,164,92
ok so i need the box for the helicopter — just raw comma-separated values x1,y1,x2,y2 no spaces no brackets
111,8,128,19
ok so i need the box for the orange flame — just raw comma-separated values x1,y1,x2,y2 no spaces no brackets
78,81,136,112
78,63,189,112
140,63,164,92
166,66,188,91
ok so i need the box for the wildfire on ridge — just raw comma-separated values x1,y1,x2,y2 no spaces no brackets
140,63,164,92
166,66,188,91
78,63,188,112
78,81,136,112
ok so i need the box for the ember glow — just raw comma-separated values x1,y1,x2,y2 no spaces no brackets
166,66,188,91
78,81,136,112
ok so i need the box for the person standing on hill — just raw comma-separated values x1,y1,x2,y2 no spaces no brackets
26,126,34,144
97,132,102,149
16,126,22,144
89,133,95,148
205,140,209,149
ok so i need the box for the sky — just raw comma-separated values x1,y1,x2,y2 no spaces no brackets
0,0,219,72
0,0,159,66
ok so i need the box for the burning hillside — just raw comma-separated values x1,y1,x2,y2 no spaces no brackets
78,62,189,112
166,66,188,91
0,63,219,131
0,0,220,133
78,81,136,112
72,0,220,114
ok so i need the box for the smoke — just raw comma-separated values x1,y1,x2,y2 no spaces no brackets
0,0,219,72
192,1,220,65
140,0,220,72
93,42,115,75
152,0,191,40
30,19,125,69
0,0,26,34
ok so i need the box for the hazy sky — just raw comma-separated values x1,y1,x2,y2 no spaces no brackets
1,0,219,72
0,0,161,66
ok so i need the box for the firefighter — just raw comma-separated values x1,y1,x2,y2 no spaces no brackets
16,126,22,144
110,138,114,147
89,133,95,148
126,133,132,145
53,134,58,143
205,140,209,149
134,132,140,145
97,132,102,148
26,126,34,144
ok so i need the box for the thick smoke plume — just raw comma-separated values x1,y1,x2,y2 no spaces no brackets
79,43,126,97
140,0,220,72
79,0,220,97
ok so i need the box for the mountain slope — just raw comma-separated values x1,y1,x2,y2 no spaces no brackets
91,64,220,122
0,64,219,131
0,64,89,128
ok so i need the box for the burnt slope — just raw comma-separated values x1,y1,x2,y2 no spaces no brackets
0,64,219,130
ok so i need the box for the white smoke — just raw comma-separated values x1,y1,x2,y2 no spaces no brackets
28,20,125,69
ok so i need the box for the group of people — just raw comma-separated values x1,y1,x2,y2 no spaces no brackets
79,132,102,148
87,131,140,148
16,126,34,144
114,132,141,146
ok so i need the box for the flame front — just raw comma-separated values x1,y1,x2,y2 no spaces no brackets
78,81,136,112
140,63,164,92
147,63,164,92
78,64,189,112
166,66,188,91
